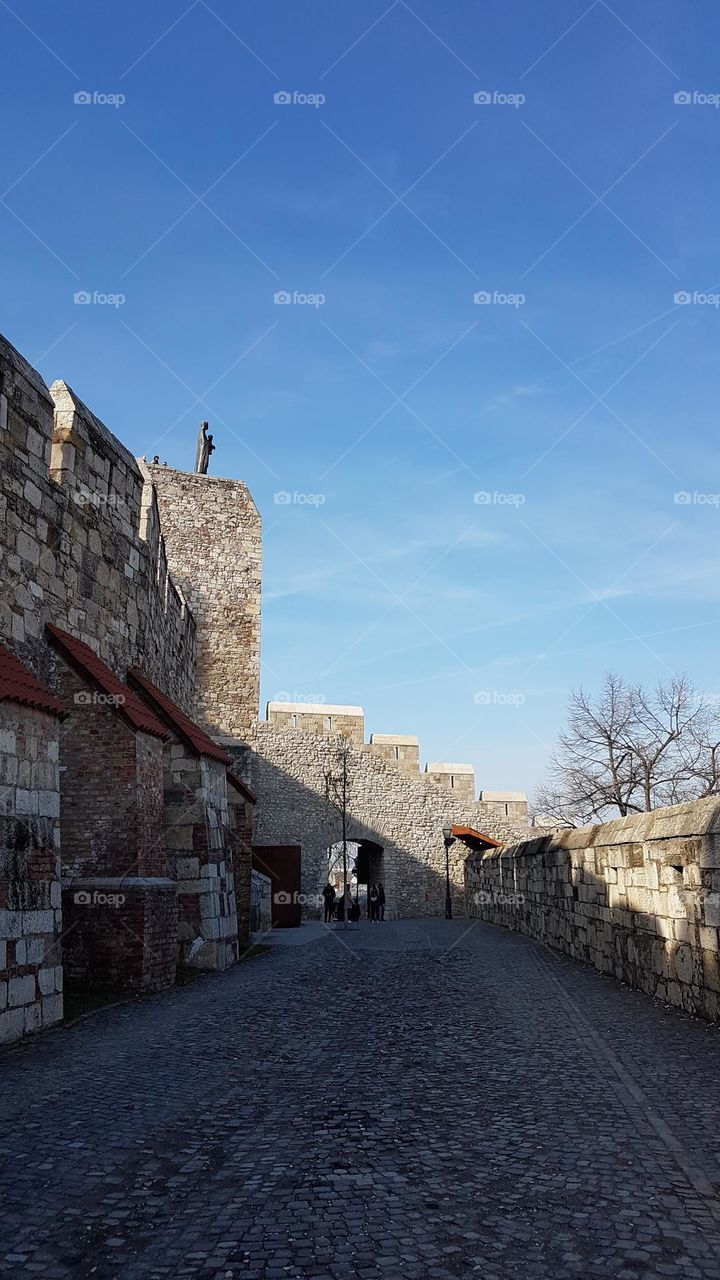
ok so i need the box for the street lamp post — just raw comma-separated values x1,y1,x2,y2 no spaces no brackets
442,826,453,920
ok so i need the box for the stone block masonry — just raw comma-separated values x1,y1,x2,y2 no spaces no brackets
0,702,63,1042
465,796,720,1023
144,464,261,744
249,722,530,919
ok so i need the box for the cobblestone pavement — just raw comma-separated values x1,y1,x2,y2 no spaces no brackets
3,919,720,1279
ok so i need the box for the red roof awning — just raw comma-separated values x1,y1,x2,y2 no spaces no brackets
451,825,503,849
0,642,65,717
46,626,168,740
127,668,229,764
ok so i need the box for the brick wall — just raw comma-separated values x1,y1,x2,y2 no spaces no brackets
465,796,720,1023
55,664,166,879
228,781,255,946
62,878,176,993
0,703,63,1043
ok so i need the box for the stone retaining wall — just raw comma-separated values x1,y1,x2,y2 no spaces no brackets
465,797,720,1022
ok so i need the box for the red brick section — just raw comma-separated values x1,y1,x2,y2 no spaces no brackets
127,668,229,763
55,664,168,879
45,626,168,740
61,881,177,993
0,641,64,717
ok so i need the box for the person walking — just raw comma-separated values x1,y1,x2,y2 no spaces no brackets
322,881,336,923
377,883,386,920
368,882,380,922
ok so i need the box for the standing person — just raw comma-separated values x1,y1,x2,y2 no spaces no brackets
377,883,386,920
322,881,336,923
335,891,345,923
368,883,380,922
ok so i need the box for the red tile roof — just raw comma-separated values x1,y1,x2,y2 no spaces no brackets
227,770,257,804
46,626,168,740
0,642,65,717
127,667,229,764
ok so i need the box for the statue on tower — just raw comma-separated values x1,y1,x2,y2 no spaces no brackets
194,420,215,475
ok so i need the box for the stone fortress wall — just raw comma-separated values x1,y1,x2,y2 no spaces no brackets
1,344,196,705
0,332,259,1044
247,703,531,919
465,797,720,1023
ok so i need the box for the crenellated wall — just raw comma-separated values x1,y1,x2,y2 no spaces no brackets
465,797,720,1022
247,721,530,919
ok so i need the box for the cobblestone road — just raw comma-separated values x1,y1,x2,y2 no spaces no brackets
3,919,720,1279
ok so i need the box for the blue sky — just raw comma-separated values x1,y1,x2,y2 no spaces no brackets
3,0,720,802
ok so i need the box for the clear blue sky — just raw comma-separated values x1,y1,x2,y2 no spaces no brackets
3,1,720,802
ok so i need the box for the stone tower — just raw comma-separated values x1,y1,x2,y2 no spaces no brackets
141,463,261,743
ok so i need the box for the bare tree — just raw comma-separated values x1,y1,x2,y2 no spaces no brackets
535,671,720,826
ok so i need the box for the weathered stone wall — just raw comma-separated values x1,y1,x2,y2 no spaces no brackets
267,702,365,745
228,781,255,946
369,734,420,776
0,335,196,708
465,797,720,1022
246,723,531,919
0,704,63,1042
166,749,238,970
424,762,475,802
145,464,261,743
